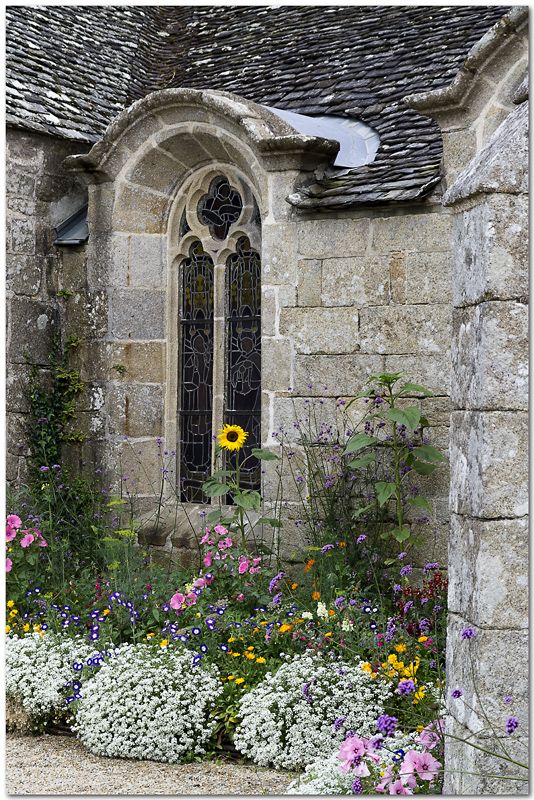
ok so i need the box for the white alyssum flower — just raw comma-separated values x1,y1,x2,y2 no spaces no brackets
72,643,223,763
316,602,329,619
301,612,313,620
6,633,96,730
234,652,391,770
286,730,423,794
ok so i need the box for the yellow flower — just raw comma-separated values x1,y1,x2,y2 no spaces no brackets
413,686,426,704
312,591,321,601
103,609,111,616
7,600,15,609
418,636,428,643
361,662,373,674
279,623,292,634
337,541,347,548
259,621,268,627
231,651,241,657
247,646,254,651
256,657,266,664
146,633,155,639
291,583,299,590
5,625,11,634
160,639,169,648
23,623,30,633
228,636,236,642
252,627,260,634
9,610,17,618
244,652,255,660
217,424,248,452
33,624,41,633
395,643,407,653
234,677,245,685
227,675,235,681
325,632,332,637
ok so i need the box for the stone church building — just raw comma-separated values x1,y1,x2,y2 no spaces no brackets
5,5,528,793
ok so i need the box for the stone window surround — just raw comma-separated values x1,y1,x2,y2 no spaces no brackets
167,165,261,498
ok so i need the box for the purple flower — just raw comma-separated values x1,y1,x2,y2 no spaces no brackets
399,565,413,577
332,716,346,732
385,617,397,642
272,592,282,606
393,584,402,593
323,475,336,489
39,466,50,473
398,679,416,695
418,618,431,633
461,627,477,640
451,688,463,699
506,717,519,735
351,778,363,794
302,681,314,705
504,695,513,705
403,600,414,614
423,562,440,572
370,735,384,750
356,534,367,544
376,715,398,737
268,571,285,595
398,552,407,560
334,596,345,609
321,544,334,553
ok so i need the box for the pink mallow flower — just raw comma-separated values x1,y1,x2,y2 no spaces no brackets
185,592,197,606
412,752,441,782
388,778,413,795
218,537,233,550
6,526,17,542
238,558,249,574
203,551,213,567
193,577,206,589
170,592,185,609
214,524,228,536
38,536,48,547
6,515,22,530
375,764,395,793
236,593,245,602
6,558,12,573
338,735,368,774
200,532,213,545
20,532,35,548
418,719,445,751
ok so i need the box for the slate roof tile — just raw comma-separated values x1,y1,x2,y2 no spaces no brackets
6,5,510,208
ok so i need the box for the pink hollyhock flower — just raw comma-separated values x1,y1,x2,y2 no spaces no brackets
252,557,262,567
418,719,445,750
193,577,206,589
6,515,22,530
6,558,12,573
388,778,413,795
412,752,441,782
249,566,259,574
20,532,35,548
170,592,185,609
375,764,394,793
203,551,213,567
214,524,228,536
238,558,249,574
338,735,368,773
185,592,197,606
6,526,17,542
200,532,213,545
38,536,48,547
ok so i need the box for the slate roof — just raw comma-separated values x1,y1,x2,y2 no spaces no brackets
6,5,510,208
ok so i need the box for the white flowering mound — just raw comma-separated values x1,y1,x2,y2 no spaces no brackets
6,633,95,731
286,731,422,794
72,643,223,763
234,653,391,770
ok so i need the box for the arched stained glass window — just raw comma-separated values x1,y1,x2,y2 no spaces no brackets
176,172,261,503
179,242,215,503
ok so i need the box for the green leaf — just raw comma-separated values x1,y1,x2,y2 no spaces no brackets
374,481,397,507
387,405,421,431
352,503,374,520
202,482,229,498
411,460,438,476
206,509,224,523
233,491,261,511
106,498,127,507
409,496,433,513
368,372,402,386
251,448,279,461
347,452,376,470
257,517,283,528
152,608,160,622
210,469,235,479
344,433,378,455
393,526,411,543
384,558,398,566
412,445,444,463
398,382,433,397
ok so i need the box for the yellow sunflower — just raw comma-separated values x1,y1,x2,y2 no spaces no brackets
217,424,248,451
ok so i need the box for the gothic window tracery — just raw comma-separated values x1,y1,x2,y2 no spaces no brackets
175,172,261,503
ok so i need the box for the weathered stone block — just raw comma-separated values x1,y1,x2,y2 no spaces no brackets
6,165,36,198
262,337,293,392
448,513,528,630
109,233,165,288
127,146,184,196
384,354,451,397
297,259,322,306
388,251,406,303
6,254,41,296
440,127,478,184
65,291,107,340
293,354,384,396
60,249,87,293
420,396,452,426
452,194,528,306
449,410,528,518
262,223,298,284
321,256,389,307
452,301,528,411
279,307,359,354
296,218,370,258
360,305,451,355
371,212,452,254
107,341,167,384
115,438,166,496
8,297,59,364
109,289,165,340
107,383,164,438
112,184,169,234
272,396,338,442
405,252,452,304
9,216,36,254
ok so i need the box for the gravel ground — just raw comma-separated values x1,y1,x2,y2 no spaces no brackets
6,734,295,795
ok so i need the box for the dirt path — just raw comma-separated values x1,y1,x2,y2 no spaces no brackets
6,734,295,795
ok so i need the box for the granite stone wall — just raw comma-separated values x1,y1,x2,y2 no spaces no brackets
6,128,90,483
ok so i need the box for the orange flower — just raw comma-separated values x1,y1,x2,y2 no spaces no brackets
279,623,293,633
312,591,321,601
304,559,315,572
337,541,347,548
328,609,335,617
291,583,299,590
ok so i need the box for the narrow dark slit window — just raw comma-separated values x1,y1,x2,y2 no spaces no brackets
225,236,261,490
179,241,214,503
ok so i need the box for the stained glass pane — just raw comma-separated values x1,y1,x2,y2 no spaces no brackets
179,241,214,503
198,176,243,240
225,237,261,490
